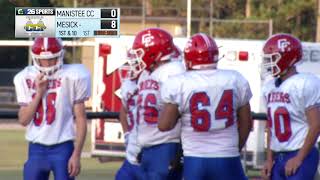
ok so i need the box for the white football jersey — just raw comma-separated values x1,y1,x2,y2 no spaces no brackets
137,61,185,147
120,79,141,165
14,64,91,145
262,73,320,152
161,69,252,157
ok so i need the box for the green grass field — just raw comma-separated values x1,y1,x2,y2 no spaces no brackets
0,129,261,180
0,129,121,180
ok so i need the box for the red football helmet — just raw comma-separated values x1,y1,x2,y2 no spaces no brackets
31,37,64,75
262,33,302,77
184,33,219,70
130,28,175,71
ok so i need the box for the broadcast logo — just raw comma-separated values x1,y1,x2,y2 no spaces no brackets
17,9,24,15
24,17,46,32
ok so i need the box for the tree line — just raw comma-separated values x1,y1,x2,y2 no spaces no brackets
0,0,318,41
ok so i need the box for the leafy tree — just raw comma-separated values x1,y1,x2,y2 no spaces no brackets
251,0,316,41
1,0,319,41
0,1,17,39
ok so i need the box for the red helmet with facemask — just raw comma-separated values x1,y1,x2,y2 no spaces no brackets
31,37,64,75
130,28,175,71
262,33,302,77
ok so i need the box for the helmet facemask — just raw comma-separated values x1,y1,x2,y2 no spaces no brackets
120,49,146,81
261,52,281,77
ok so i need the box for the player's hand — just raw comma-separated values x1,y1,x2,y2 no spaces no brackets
285,156,302,177
35,73,48,97
68,153,81,177
261,160,273,180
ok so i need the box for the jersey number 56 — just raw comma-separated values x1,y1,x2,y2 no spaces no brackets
33,92,57,126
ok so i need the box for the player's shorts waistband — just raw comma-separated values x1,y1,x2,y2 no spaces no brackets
29,140,74,147
273,146,318,155
142,142,180,150
273,149,299,155
273,149,298,153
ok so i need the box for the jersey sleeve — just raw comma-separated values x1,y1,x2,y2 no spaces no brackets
158,61,185,83
160,75,183,112
119,80,131,109
235,72,253,109
74,71,91,104
303,76,320,110
260,92,268,113
13,72,32,106
260,82,270,113
120,89,128,109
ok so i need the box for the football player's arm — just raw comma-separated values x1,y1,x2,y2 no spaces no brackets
119,105,130,146
18,94,42,126
68,102,87,177
237,103,252,151
158,103,180,131
296,107,320,161
266,127,273,163
262,127,273,178
159,75,182,131
295,78,320,162
18,73,48,126
284,106,320,176
235,73,253,150
119,106,129,133
285,78,320,176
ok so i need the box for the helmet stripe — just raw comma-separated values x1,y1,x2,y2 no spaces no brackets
199,33,211,48
43,37,48,51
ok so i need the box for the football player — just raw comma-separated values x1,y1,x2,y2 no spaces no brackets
128,28,185,179
115,50,145,180
13,37,91,180
261,33,320,179
158,33,252,180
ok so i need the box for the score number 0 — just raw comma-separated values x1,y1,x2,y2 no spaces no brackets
107,9,117,29
110,9,117,18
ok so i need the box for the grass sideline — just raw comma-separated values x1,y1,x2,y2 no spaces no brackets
0,128,261,179
0,128,120,180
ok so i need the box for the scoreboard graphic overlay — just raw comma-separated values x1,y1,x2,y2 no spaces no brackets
15,7,120,38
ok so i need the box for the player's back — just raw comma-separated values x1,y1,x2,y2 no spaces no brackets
168,69,251,157
137,60,185,147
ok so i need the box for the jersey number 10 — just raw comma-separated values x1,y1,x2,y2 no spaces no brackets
267,107,292,142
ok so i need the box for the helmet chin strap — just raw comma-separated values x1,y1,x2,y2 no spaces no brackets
275,66,291,87
278,68,289,78
278,64,297,78
276,65,298,87
276,69,299,87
